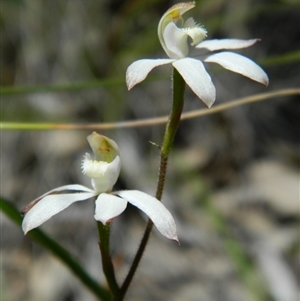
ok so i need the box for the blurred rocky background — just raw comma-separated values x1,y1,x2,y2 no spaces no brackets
1,0,299,300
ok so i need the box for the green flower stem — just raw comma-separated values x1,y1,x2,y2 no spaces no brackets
117,220,153,300
117,68,186,301
97,222,121,299
0,197,110,301
156,68,186,199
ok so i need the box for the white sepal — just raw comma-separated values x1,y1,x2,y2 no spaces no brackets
196,39,258,51
116,190,178,242
205,51,269,86
126,59,173,90
173,58,216,108
22,191,96,234
21,184,95,215
94,193,127,225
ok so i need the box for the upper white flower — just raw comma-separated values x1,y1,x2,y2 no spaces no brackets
22,132,178,242
126,2,269,108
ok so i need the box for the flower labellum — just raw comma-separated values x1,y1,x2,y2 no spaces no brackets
126,2,269,108
22,132,178,242
82,132,121,194
158,2,206,59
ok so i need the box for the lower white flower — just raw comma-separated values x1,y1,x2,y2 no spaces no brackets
21,132,178,242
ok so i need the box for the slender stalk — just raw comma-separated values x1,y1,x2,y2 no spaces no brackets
156,68,186,197
97,222,121,300
117,220,153,300
1,88,299,131
116,68,186,301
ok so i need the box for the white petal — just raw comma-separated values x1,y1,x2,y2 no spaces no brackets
196,39,258,51
116,190,178,242
163,22,189,59
38,184,94,196
172,58,216,108
53,184,94,192
22,192,95,234
205,52,269,86
126,59,173,90
21,184,94,214
94,193,127,225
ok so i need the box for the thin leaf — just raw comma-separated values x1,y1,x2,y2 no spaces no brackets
0,197,110,301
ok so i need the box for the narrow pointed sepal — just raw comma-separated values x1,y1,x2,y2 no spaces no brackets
205,52,269,86
94,193,127,225
22,191,96,234
21,184,95,215
196,39,259,51
126,59,173,90
116,190,179,242
173,58,216,108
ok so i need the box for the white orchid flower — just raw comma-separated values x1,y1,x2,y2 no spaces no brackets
126,2,269,108
22,132,178,242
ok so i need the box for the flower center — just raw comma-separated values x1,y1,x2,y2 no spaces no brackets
181,21,207,46
81,153,109,178
162,17,207,59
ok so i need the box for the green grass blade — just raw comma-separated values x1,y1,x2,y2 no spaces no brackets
0,197,111,301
